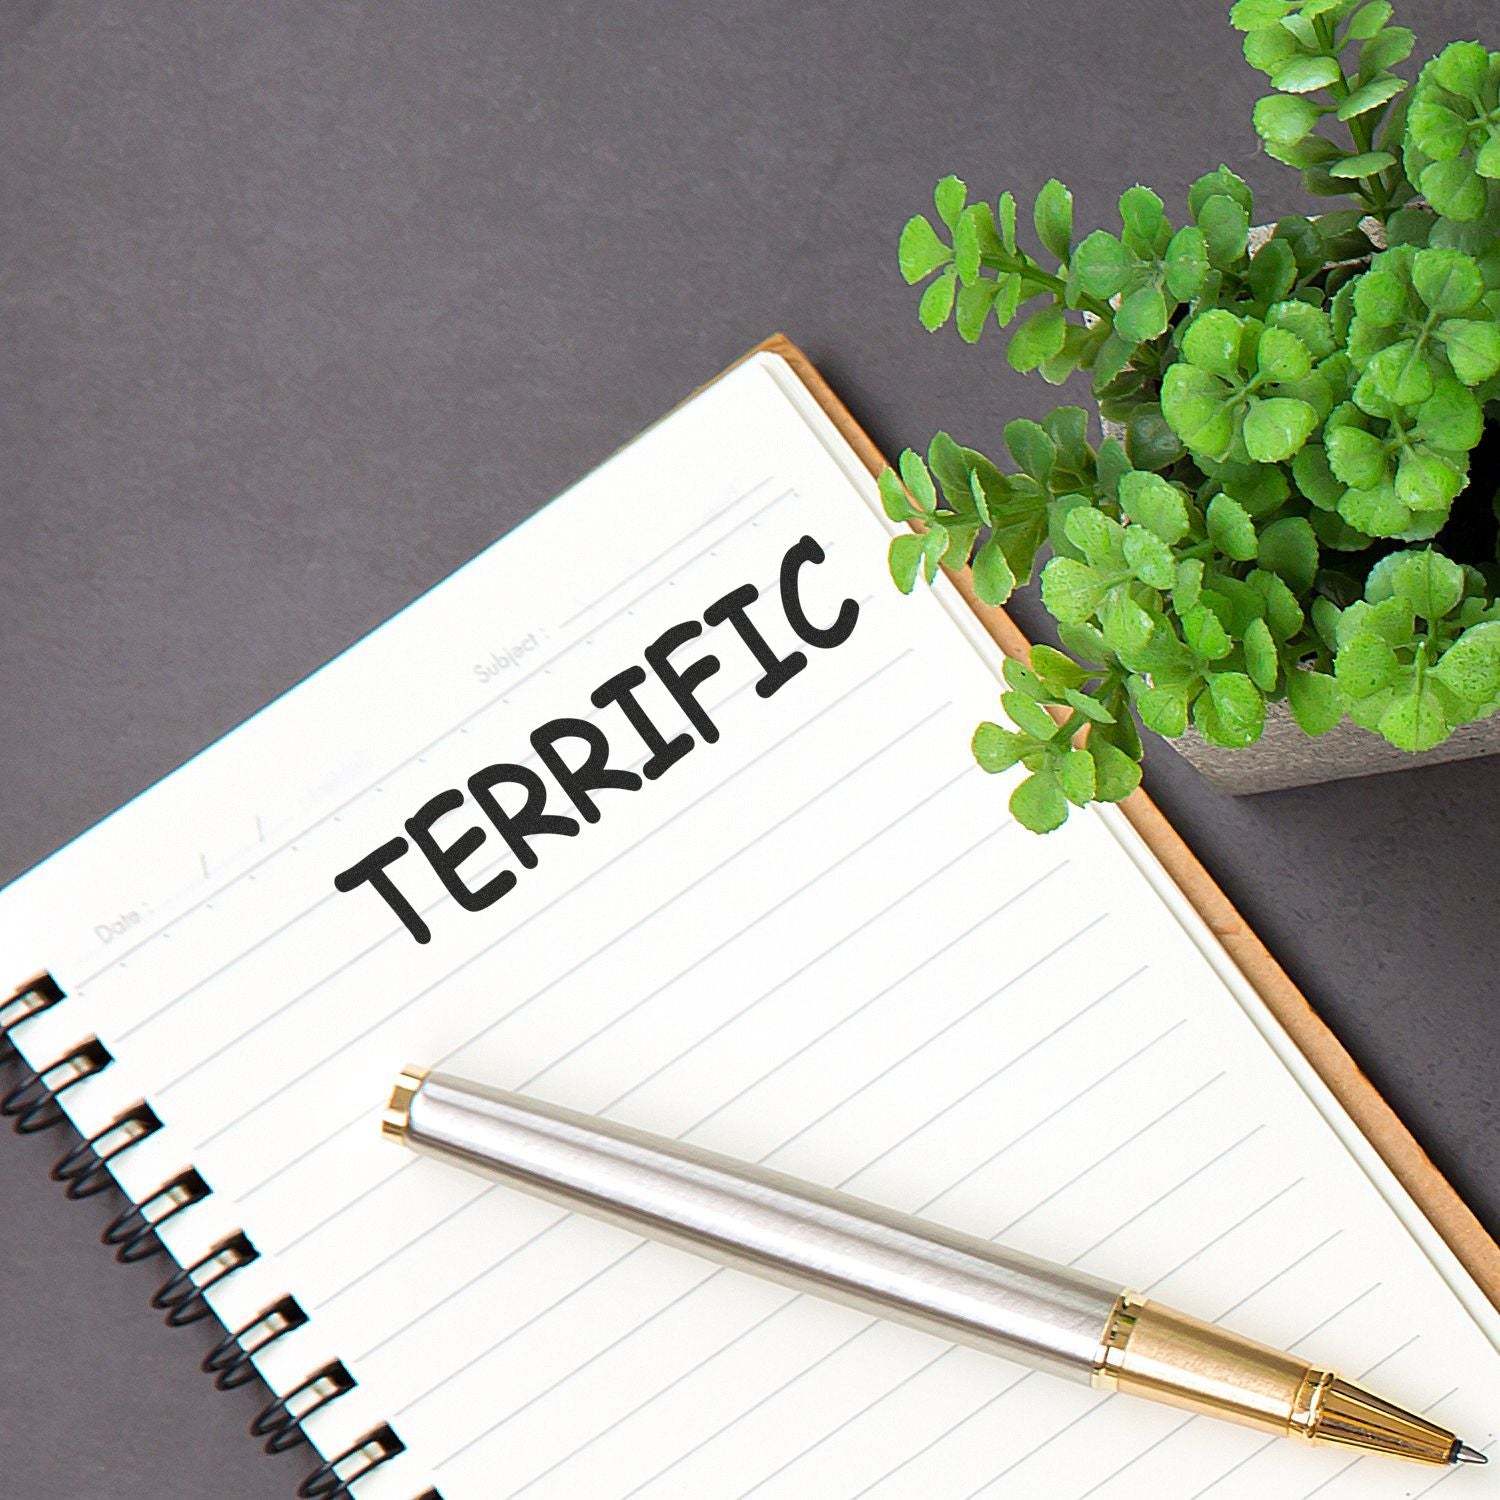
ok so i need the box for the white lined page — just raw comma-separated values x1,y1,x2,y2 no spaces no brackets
0,351,1495,1499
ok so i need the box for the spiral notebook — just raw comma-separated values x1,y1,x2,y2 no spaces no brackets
2,339,1497,1500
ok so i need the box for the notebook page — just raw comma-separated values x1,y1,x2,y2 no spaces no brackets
0,351,1493,1500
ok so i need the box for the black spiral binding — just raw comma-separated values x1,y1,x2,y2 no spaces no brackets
2,973,443,1500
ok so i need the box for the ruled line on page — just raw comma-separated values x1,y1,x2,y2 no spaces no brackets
350,817,1024,1366
256,736,975,1247
1186,1354,1457,1500
601,1153,1327,1500
74,479,795,990
674,859,1075,1145
412,930,1133,1472
229,700,958,1216
197,649,923,1157
428,1000,1207,1489
557,477,778,629
112,557,795,1052
411,936,1146,1428
838,966,1148,1190
109,655,760,1051
966,1316,1421,1500
1144,1179,1305,1292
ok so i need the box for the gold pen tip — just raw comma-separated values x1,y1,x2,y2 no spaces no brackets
382,1065,429,1143
1454,1443,1488,1466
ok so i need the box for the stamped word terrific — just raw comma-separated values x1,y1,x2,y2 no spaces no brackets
332,534,859,944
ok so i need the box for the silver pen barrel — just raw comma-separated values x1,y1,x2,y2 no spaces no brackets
383,1067,1476,1468
387,1067,1120,1383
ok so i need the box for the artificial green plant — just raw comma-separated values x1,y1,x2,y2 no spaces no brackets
886,0,1500,831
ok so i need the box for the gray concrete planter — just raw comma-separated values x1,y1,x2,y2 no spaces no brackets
1168,702,1500,795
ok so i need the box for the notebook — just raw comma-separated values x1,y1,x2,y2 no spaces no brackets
2,339,1496,1500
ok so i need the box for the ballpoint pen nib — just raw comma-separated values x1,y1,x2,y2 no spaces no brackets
1454,1443,1488,1465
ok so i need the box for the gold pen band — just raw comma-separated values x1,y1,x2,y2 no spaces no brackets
1092,1293,1460,1465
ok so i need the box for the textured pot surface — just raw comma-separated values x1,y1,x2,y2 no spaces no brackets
1170,700,1500,796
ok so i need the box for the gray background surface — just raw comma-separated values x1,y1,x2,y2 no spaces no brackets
1,3,1494,1496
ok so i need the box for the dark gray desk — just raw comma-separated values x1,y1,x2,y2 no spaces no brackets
1,3,1492,1495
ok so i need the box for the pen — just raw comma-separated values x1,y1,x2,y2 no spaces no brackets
384,1067,1487,1470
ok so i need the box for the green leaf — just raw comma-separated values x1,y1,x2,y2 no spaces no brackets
1123,526,1177,589
1335,633,1400,696
1004,418,1057,484
1116,282,1169,343
898,449,937,513
1286,667,1344,734
1100,592,1155,659
1030,644,1089,690
1118,186,1166,255
1207,672,1267,745
954,279,998,342
1353,268,1407,326
1248,239,1297,304
877,467,919,522
1419,159,1488,221
918,268,958,330
1396,449,1465,513
1189,165,1255,219
1161,364,1235,458
1326,424,1387,487
1183,602,1233,661
1058,747,1097,806
971,537,1018,606
1258,516,1320,593
1271,55,1342,93
1174,560,1205,615
998,191,1017,250
1089,737,1143,801
1230,0,1292,29
1367,548,1465,619
1118,470,1190,544
1070,230,1132,298
1004,689,1058,741
1412,248,1484,315
1360,25,1414,76
1207,492,1259,561
1249,567,1305,639
1064,687,1114,724
1008,306,1068,372
1415,378,1484,451
1125,403,1187,472
1040,556,1110,623
1198,194,1250,269
1256,326,1313,382
1345,2,1392,41
920,523,950,584
1244,396,1318,462
1034,178,1074,261
1329,150,1398,178
1182,309,1244,379
1432,622,1500,707
1336,74,1405,119
1435,320,1500,385
1254,93,1323,144
1010,768,1069,833
888,533,925,593
1379,687,1449,751
1164,225,1209,300
1244,617,1280,692
933,175,967,231
1137,683,1190,737
899,215,952,284
973,720,1026,773
1430,40,1490,97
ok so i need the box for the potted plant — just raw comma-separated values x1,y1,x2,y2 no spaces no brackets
884,0,1500,830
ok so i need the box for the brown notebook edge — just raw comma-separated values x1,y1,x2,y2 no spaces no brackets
747,330,1500,1314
